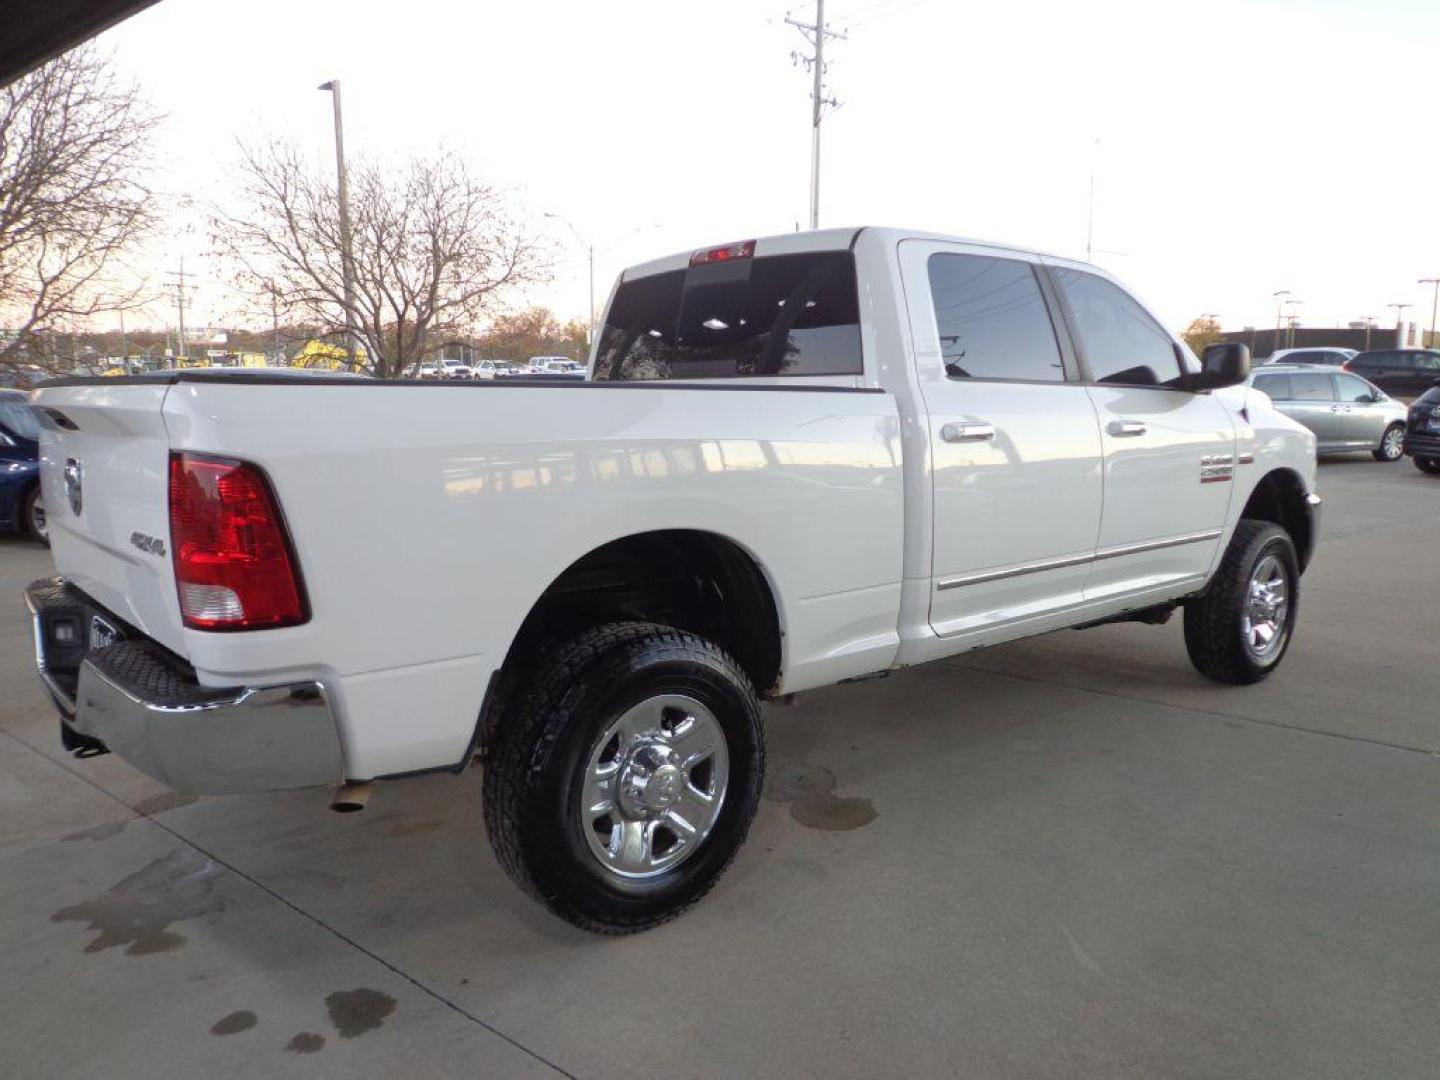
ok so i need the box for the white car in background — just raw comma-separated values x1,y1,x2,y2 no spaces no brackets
527,356,584,374
473,360,520,380
1264,347,1358,366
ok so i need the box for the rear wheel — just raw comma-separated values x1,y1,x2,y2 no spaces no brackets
1373,423,1405,462
1184,521,1299,685
482,622,764,934
22,486,48,547
1415,456,1440,475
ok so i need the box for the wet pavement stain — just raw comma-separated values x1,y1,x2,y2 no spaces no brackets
61,822,126,842
325,988,396,1038
132,792,199,816
385,817,444,838
790,795,878,832
50,849,223,955
764,763,837,803
285,1032,326,1054
210,1010,257,1036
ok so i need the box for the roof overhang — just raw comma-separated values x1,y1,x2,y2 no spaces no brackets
1,0,159,85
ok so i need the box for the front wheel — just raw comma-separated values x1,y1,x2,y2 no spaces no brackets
23,486,48,547
483,622,764,934
1184,521,1299,685
1373,423,1405,462
1415,456,1440,475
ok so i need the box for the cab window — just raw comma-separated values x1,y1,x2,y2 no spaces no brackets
1052,268,1183,386
926,253,1064,382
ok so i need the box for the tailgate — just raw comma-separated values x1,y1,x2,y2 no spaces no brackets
32,382,186,657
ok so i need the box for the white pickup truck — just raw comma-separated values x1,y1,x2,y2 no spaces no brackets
26,227,1319,933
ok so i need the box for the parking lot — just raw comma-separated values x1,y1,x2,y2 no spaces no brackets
1,455,1435,1080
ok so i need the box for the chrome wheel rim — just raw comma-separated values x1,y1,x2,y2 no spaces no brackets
580,694,729,882
28,494,46,541
1240,553,1289,662
1382,427,1404,460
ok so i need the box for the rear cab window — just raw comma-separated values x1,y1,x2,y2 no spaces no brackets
594,250,863,382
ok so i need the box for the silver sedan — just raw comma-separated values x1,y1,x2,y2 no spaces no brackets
1249,364,1409,461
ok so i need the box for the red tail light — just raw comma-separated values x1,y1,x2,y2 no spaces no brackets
690,239,756,266
168,452,307,631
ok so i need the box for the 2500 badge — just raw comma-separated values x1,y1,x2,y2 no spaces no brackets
129,532,167,558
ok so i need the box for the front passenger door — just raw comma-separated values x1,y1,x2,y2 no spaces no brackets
1045,262,1237,604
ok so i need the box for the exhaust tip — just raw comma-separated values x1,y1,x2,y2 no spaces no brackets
330,780,373,813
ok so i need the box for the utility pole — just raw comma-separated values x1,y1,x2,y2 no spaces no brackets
269,282,281,364
319,80,360,372
1282,298,1302,349
166,256,192,364
787,2,846,230
1419,278,1440,348
1085,165,1095,262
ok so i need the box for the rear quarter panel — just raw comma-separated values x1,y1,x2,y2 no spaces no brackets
164,381,905,776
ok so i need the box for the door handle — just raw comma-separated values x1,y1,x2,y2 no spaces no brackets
940,422,996,443
1106,420,1147,437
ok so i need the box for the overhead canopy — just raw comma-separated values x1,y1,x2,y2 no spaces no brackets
0,0,159,85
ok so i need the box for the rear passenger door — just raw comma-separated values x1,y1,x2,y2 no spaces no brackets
1279,370,1343,445
899,240,1103,638
1044,261,1236,603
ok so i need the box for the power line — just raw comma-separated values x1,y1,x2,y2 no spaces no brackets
786,1,847,230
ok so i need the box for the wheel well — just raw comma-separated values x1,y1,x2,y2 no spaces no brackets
1240,469,1314,571
482,530,783,747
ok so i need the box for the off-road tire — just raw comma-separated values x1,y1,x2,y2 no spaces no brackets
1184,521,1299,685
1373,424,1405,462
482,621,764,934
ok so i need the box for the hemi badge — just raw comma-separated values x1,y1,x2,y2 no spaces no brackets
1200,453,1236,484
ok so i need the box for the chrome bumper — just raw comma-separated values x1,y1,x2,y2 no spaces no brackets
26,578,345,795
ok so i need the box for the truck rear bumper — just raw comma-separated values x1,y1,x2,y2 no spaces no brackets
26,577,345,795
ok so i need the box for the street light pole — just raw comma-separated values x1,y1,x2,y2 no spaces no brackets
1271,289,1290,358
1388,302,1412,346
544,212,596,350
1358,316,1375,351
318,79,359,372
1419,278,1440,348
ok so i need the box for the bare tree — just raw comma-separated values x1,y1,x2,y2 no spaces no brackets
0,46,159,369
214,140,549,377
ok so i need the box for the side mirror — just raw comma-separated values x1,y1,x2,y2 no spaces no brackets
1187,342,1250,391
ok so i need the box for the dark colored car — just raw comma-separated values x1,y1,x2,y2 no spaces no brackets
1345,348,1440,397
1403,384,1440,475
0,389,47,545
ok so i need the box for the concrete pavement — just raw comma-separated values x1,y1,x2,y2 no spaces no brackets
0,455,1436,1079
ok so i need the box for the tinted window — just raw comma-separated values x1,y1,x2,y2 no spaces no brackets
595,251,862,381
926,254,1063,382
1290,372,1336,401
1253,373,1292,400
1334,373,1377,402
0,399,39,439
1418,352,1440,372
1053,268,1182,386
1358,351,1414,369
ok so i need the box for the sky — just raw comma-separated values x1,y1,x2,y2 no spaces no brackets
96,0,1440,337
